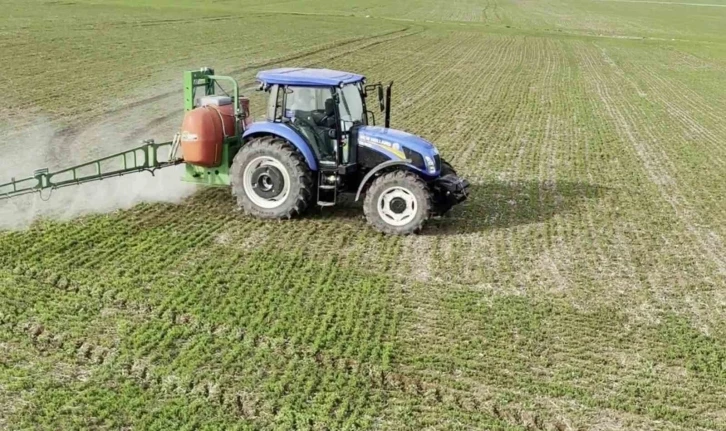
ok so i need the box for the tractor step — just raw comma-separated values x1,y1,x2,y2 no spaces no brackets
316,170,338,206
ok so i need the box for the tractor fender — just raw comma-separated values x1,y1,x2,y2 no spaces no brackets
355,159,414,202
242,122,318,171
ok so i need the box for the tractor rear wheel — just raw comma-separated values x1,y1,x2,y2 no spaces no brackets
363,170,431,235
231,136,312,219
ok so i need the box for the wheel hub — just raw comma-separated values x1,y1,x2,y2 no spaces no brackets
251,166,285,199
389,197,407,214
242,156,292,209
377,186,418,226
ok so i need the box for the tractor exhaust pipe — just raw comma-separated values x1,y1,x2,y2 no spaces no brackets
385,81,393,128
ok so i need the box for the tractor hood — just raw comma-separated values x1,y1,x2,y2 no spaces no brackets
357,126,439,162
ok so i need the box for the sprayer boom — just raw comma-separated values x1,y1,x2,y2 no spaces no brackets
0,139,183,201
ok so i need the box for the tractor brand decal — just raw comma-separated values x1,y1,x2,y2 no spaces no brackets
358,135,406,159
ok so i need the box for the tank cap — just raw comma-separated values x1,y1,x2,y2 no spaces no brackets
200,95,232,107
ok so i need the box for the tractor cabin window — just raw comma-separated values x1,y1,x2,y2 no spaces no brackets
284,87,331,118
284,86,337,162
336,83,366,132
267,85,280,121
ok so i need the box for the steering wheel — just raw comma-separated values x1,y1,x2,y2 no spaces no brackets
294,115,318,131
322,114,335,126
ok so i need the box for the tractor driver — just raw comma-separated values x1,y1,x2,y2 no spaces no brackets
310,98,337,162
312,99,336,128
285,88,337,162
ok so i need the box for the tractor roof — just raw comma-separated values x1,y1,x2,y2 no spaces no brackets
257,68,365,87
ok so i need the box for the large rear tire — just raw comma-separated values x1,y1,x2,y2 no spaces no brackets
363,170,431,235
231,136,312,219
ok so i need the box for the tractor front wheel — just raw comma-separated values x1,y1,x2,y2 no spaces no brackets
231,136,313,219
363,170,431,235
432,157,458,216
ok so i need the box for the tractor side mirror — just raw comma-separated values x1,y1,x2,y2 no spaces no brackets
377,86,385,112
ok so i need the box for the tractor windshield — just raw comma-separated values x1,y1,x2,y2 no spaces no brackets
336,84,365,131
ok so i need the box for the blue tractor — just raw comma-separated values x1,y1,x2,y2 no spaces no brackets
0,67,469,235
234,68,469,234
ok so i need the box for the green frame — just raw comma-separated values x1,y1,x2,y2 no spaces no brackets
181,68,243,187
0,68,246,201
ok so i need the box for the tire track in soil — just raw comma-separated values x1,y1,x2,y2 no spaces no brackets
558,42,669,318
577,41,726,277
597,45,726,168
613,55,726,236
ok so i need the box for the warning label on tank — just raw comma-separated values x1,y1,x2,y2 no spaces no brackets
181,131,199,142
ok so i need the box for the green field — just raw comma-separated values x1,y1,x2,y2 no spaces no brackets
2,0,726,429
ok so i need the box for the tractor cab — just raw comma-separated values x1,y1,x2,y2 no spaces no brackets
256,68,383,170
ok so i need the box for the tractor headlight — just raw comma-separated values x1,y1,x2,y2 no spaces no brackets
424,156,436,174
403,147,423,168
402,148,437,174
